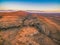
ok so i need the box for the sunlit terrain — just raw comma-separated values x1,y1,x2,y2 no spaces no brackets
0,10,60,45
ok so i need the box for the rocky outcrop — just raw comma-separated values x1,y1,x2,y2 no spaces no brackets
0,12,60,45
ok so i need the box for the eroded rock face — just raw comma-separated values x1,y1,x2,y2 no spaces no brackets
0,15,60,45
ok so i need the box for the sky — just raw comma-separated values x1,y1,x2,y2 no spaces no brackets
0,0,60,12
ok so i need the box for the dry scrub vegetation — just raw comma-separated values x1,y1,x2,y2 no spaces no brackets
0,13,60,45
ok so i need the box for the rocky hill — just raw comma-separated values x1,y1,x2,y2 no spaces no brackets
0,11,60,45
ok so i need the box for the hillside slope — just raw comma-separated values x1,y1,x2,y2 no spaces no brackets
0,11,60,45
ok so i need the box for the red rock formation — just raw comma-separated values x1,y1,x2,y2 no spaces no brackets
0,11,60,45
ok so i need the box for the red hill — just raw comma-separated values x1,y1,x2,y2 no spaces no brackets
0,10,60,45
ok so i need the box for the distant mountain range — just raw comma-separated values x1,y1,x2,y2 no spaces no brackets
26,10,60,13
0,10,60,13
0,10,17,12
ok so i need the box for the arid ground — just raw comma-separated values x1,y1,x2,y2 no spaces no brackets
0,11,60,45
